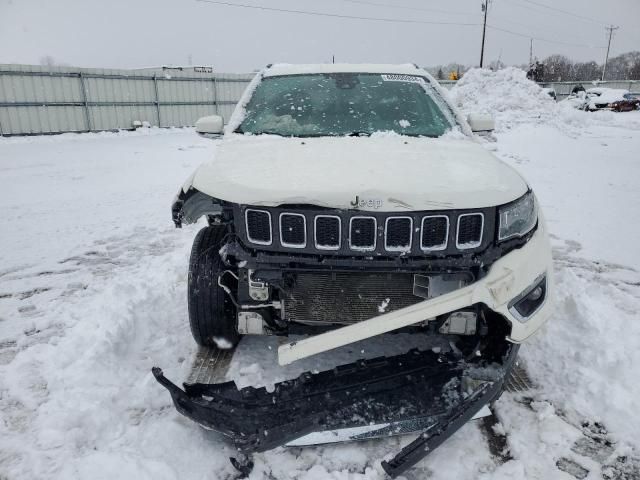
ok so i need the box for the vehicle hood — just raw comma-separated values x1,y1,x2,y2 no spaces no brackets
190,135,528,211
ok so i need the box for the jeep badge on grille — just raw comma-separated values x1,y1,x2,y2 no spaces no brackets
351,195,383,209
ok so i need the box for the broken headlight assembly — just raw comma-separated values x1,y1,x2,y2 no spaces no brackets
498,190,538,241
508,275,547,322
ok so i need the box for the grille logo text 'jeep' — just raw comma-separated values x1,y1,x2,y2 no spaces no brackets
351,195,383,209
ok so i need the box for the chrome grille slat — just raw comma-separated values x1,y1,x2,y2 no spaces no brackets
279,213,306,248
349,216,377,251
456,213,484,249
314,215,341,250
385,216,413,252
245,209,272,245
421,215,449,251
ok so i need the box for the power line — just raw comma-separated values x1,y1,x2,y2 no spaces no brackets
513,0,608,26
487,24,606,49
195,0,609,54
350,0,597,47
341,0,476,18
489,13,602,44
194,0,480,26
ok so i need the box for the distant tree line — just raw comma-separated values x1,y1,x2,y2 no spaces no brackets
530,51,640,82
427,51,640,82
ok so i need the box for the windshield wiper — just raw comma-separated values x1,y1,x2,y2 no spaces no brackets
245,130,287,137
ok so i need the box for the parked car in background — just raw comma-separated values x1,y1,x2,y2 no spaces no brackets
562,87,639,112
562,90,589,110
606,92,640,112
585,88,638,112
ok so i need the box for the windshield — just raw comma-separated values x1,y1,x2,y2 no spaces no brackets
237,73,457,138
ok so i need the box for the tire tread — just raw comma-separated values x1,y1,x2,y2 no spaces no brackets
188,226,239,348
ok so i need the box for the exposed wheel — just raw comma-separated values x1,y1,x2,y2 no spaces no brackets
188,226,239,348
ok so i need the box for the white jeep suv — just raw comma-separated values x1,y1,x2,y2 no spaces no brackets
156,63,554,477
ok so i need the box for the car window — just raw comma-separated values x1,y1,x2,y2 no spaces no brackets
237,73,457,138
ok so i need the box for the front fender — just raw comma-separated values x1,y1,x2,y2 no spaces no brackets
172,188,223,227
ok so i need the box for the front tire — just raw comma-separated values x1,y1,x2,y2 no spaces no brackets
188,226,239,348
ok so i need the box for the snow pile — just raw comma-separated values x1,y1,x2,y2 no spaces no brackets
449,67,640,134
525,263,640,448
448,67,554,130
493,110,640,474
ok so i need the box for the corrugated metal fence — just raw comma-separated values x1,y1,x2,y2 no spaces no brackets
1,64,638,136
0,64,254,136
539,80,640,99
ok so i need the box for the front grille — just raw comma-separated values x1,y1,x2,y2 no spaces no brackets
246,209,272,245
283,272,423,325
241,207,491,254
315,215,341,250
349,217,377,250
421,216,448,250
385,217,412,251
280,213,306,247
457,213,484,248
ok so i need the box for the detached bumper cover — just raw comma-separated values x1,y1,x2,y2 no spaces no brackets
153,343,519,478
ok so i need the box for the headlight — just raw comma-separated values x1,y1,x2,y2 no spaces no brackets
498,191,538,241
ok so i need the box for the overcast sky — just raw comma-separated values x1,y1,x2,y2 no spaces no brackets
1,0,638,72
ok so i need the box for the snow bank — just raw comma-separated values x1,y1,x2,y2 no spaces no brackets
449,67,640,133
449,67,554,131
525,263,640,448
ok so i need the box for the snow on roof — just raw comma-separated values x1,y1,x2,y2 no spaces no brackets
588,89,630,105
263,63,425,77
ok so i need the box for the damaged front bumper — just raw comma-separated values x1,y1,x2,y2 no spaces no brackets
278,220,554,365
153,343,519,478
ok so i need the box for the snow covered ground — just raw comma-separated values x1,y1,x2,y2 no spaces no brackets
2,71,640,479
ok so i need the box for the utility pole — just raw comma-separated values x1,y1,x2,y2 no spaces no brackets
529,39,533,67
479,0,490,68
601,25,619,81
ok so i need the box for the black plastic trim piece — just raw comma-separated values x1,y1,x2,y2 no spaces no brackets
153,343,518,477
172,188,225,227
381,343,519,477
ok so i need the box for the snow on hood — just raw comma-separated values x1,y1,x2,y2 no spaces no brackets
190,134,528,211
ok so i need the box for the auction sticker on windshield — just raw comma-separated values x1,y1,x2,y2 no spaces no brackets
381,74,426,84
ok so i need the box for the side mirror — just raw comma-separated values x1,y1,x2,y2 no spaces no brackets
195,115,224,138
467,114,495,133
